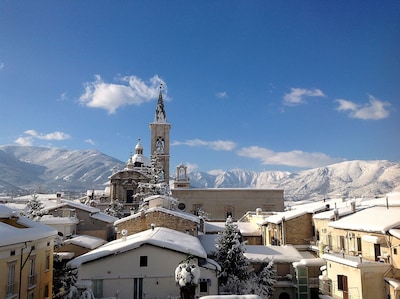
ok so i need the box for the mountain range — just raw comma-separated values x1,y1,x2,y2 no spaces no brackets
1,145,399,201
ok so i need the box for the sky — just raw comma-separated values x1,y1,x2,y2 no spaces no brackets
1,1,399,174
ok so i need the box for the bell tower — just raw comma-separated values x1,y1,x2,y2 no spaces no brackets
150,87,171,183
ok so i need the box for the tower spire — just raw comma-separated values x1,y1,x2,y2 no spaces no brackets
154,84,167,123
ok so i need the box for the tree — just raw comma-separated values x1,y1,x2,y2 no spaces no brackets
53,254,78,299
104,198,124,218
215,216,252,294
22,193,46,220
175,255,200,299
246,260,276,297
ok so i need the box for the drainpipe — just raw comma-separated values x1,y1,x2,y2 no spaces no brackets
281,217,286,245
19,242,34,299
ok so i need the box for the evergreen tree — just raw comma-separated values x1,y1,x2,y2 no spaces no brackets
53,254,78,299
246,260,276,297
104,198,124,218
22,193,46,220
215,216,251,294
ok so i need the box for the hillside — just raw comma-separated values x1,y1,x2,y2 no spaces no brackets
0,145,399,200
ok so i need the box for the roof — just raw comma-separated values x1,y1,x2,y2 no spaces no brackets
40,215,80,225
264,209,309,225
63,235,107,249
322,253,392,269
328,206,400,233
68,227,207,268
389,228,400,239
0,205,58,246
244,245,304,263
114,206,200,226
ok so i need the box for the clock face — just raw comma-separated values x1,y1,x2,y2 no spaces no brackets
121,229,128,236
178,203,186,210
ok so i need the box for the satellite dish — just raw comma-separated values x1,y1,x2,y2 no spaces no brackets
121,229,128,236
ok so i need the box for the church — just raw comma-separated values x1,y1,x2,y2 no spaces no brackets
101,87,284,220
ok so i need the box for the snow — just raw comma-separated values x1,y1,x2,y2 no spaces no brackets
68,227,207,268
199,295,261,299
292,258,326,267
385,277,400,290
204,221,260,236
389,228,400,239
40,215,79,225
89,212,118,223
329,206,400,233
322,253,392,269
63,235,107,249
263,209,308,224
198,234,218,256
244,245,303,263
114,206,200,226
0,204,58,246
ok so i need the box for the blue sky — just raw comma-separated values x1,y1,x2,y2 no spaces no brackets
1,1,399,174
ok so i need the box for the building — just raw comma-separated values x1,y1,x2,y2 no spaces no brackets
0,205,57,299
68,227,219,299
96,87,285,220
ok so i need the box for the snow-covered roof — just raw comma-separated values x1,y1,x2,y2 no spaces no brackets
0,205,58,246
198,234,218,256
143,194,178,203
68,227,207,268
244,245,303,263
114,206,200,226
204,221,260,236
322,253,392,269
263,209,309,225
292,258,326,267
40,215,80,225
63,235,107,249
389,229,400,239
312,205,359,220
328,206,400,233
385,277,400,291
89,212,118,223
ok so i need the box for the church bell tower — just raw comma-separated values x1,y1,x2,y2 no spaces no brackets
150,87,171,183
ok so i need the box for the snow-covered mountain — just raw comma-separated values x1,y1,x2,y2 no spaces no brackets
0,145,125,194
1,145,399,201
189,160,400,200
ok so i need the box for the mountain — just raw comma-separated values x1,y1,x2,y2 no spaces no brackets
0,145,125,194
189,160,400,200
0,145,399,201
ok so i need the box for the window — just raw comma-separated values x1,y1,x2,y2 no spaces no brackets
337,274,348,292
92,280,103,298
199,279,208,293
10,250,15,256
28,292,34,299
140,256,148,267
7,261,17,296
28,257,36,287
357,237,362,253
339,236,345,250
134,278,143,299
394,248,397,255
45,251,50,271
44,284,49,298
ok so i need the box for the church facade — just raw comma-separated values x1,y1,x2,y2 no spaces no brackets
103,88,284,219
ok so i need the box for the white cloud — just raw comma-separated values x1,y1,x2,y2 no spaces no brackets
283,88,325,106
172,139,237,151
85,138,96,145
79,74,166,114
0,62,4,70
15,137,33,146
15,130,70,146
24,130,70,140
236,146,342,168
335,95,391,120
57,92,68,102
216,91,228,99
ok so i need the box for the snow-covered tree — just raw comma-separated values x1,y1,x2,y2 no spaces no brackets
53,254,78,299
246,260,276,297
104,198,124,218
134,155,170,203
22,193,46,220
175,256,200,299
215,216,252,294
